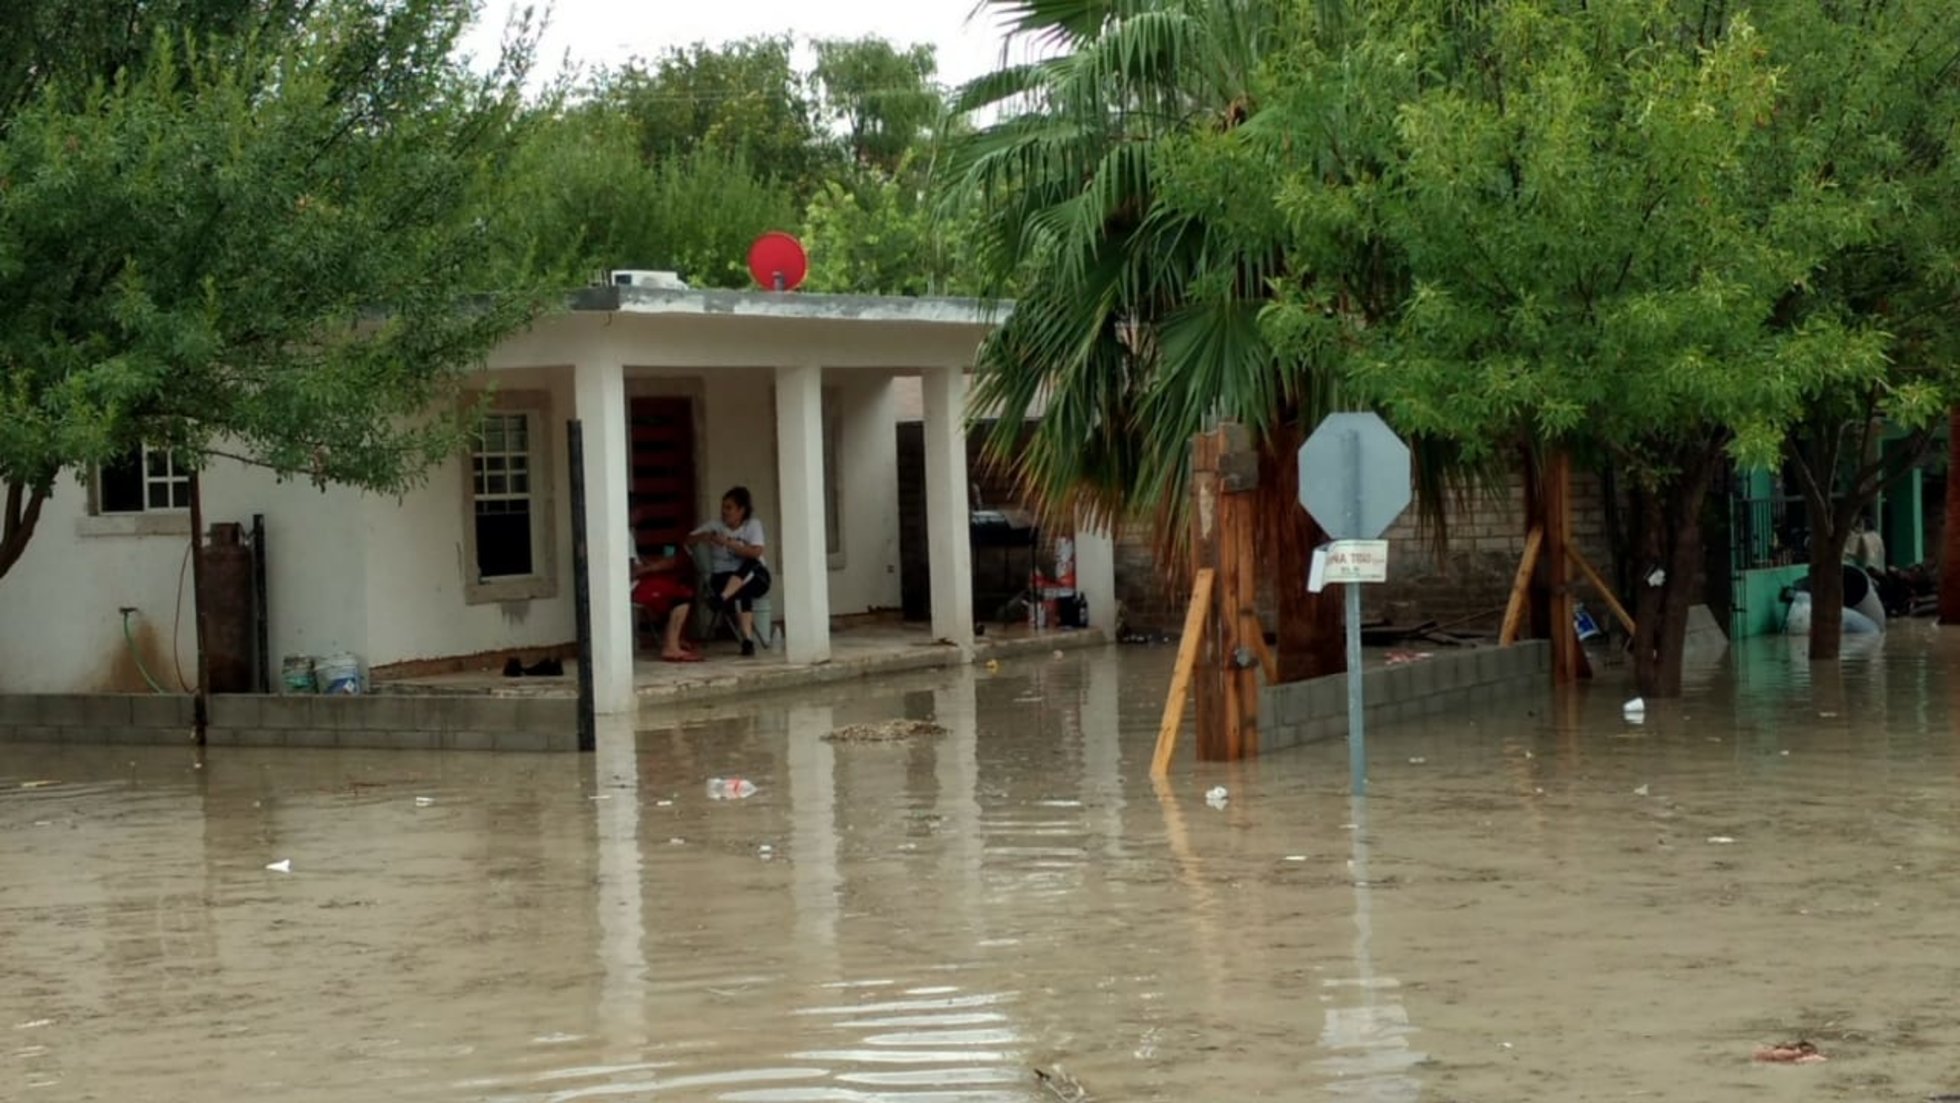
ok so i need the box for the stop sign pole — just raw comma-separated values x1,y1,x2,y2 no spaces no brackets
1298,413,1412,795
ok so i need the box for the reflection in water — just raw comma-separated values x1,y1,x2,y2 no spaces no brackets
10,635,1960,1100
594,715,647,1059
1316,795,1425,1100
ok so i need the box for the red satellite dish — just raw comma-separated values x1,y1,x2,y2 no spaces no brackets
748,231,809,292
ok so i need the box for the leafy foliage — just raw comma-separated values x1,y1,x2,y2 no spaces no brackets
0,0,556,578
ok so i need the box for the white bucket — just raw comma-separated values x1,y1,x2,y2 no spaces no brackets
319,652,363,695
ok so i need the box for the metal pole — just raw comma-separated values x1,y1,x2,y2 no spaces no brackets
567,420,597,753
1343,426,1365,794
189,470,210,746
1346,581,1365,794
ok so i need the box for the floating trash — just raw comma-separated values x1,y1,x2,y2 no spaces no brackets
707,778,757,800
266,859,293,874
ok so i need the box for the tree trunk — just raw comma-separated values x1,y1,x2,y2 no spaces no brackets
1261,423,1344,682
1795,485,1842,662
1942,406,1960,623
1806,526,1845,658
0,478,52,582
1627,452,1719,699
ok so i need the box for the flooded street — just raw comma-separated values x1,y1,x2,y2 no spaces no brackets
6,633,1960,1101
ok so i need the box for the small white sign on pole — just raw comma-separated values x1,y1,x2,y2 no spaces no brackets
1324,540,1389,584
1309,540,1389,592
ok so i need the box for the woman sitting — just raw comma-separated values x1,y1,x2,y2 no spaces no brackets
629,507,698,662
689,486,772,656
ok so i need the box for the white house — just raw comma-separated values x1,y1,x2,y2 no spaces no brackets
0,285,1117,714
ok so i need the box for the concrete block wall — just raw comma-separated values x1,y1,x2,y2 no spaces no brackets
1113,469,1617,635
0,693,579,751
1258,640,1551,752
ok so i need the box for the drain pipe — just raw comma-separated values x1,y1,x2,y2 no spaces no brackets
118,607,169,695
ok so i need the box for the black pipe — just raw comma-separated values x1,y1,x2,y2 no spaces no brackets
567,419,596,752
189,471,209,745
251,513,269,695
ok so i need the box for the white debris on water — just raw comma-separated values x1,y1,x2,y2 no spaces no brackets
1634,784,1650,796
266,859,292,874
414,797,434,807
1204,786,1228,809
1708,836,1737,845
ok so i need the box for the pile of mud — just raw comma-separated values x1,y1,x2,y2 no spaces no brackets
822,719,949,744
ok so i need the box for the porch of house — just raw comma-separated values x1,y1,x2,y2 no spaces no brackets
467,285,1116,716
377,616,1110,708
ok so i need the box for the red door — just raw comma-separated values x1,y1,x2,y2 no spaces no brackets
628,397,696,557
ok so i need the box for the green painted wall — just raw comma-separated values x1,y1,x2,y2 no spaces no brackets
1730,564,1809,639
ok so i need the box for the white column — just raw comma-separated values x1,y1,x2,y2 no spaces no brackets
1074,512,1118,634
774,363,831,664
575,358,636,715
922,366,975,652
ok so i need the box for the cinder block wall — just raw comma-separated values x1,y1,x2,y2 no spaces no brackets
1114,470,1618,635
1259,640,1552,752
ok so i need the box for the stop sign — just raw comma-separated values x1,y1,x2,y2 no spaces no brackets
1297,412,1411,540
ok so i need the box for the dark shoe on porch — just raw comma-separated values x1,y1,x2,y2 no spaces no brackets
502,657,524,678
741,637,756,658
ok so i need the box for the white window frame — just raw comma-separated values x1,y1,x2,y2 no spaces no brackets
77,444,196,538
461,391,558,605
93,444,191,515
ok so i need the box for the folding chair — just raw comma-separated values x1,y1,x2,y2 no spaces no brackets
690,544,774,649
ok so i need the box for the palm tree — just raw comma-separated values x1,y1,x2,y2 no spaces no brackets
943,0,1455,681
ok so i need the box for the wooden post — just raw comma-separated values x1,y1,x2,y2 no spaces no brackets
1189,429,1226,759
1499,526,1544,646
1150,568,1215,780
1543,450,1583,684
1213,424,1261,759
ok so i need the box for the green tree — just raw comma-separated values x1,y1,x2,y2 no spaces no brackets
595,36,834,201
1255,0,1891,695
507,105,799,289
943,0,1376,683
803,153,981,297
812,37,942,174
1740,0,1960,656
0,0,556,581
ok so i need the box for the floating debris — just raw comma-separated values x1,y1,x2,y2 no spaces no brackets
414,797,435,808
1634,784,1650,797
707,778,757,800
1707,836,1737,845
823,719,948,744
1753,1041,1826,1064
1204,786,1228,809
266,859,293,874
1034,1066,1089,1102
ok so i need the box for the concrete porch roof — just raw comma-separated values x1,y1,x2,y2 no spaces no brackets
513,286,1013,373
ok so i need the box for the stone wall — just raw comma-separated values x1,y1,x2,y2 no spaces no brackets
1259,640,1551,752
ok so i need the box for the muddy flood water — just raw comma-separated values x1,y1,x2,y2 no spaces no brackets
7,632,1960,1101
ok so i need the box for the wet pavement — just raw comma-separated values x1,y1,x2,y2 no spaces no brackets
5,629,1960,1101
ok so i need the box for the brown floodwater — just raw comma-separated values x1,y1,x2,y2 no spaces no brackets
5,629,1960,1102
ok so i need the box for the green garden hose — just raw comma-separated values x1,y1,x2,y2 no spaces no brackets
119,607,169,695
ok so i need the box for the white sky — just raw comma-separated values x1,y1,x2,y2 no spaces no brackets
463,0,1026,92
